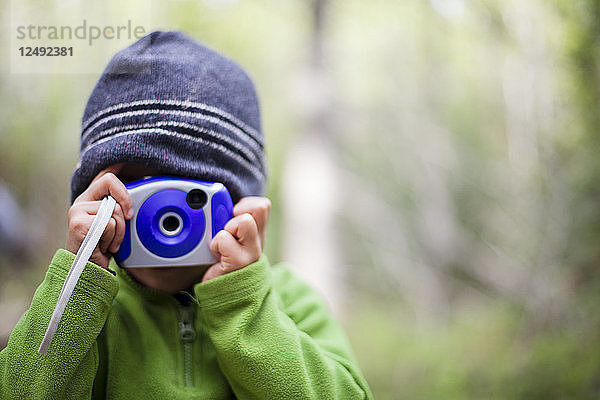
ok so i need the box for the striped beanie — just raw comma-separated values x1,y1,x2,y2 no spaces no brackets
71,31,265,203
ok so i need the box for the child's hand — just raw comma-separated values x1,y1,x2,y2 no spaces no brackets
202,196,271,282
66,166,133,270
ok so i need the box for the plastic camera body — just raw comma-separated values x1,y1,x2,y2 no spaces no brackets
114,176,233,268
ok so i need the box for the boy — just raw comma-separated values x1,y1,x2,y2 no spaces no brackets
0,31,372,399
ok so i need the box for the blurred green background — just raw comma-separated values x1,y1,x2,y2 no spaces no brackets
2,0,600,398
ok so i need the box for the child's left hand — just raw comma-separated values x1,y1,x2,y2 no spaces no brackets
202,196,271,282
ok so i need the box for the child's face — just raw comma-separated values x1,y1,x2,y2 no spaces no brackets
110,162,211,293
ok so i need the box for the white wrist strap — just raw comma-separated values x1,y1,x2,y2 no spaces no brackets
39,196,117,354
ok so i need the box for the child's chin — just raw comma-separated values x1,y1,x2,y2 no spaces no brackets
132,265,209,292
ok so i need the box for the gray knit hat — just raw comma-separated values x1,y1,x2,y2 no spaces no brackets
71,31,265,203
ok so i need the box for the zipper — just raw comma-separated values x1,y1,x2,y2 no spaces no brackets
177,303,196,387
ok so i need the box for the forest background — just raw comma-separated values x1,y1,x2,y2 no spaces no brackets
1,0,600,398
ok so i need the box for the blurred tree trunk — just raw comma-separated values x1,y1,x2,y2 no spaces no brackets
282,0,345,315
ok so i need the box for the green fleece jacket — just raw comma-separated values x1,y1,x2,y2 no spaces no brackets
0,249,372,399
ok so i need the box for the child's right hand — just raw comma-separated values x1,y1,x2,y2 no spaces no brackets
66,166,133,270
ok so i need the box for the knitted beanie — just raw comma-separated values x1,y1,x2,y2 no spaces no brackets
71,31,265,203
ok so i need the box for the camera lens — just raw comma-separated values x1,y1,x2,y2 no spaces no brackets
159,212,183,236
162,215,180,232
186,189,207,209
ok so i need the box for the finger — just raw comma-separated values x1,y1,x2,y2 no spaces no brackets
233,197,271,248
69,200,101,216
209,231,223,259
202,259,244,282
77,172,133,219
68,214,96,246
99,218,116,254
89,248,110,270
202,262,223,282
224,213,260,248
89,164,125,186
212,229,254,271
109,203,126,254
68,201,100,225
211,230,242,264
69,201,124,249
78,171,123,202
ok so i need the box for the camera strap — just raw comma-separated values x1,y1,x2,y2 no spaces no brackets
39,195,117,354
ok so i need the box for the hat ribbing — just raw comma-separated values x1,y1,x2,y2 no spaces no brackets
71,31,265,203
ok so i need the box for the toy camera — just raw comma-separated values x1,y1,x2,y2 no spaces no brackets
114,176,233,268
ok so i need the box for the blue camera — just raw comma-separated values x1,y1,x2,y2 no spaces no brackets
114,177,233,268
